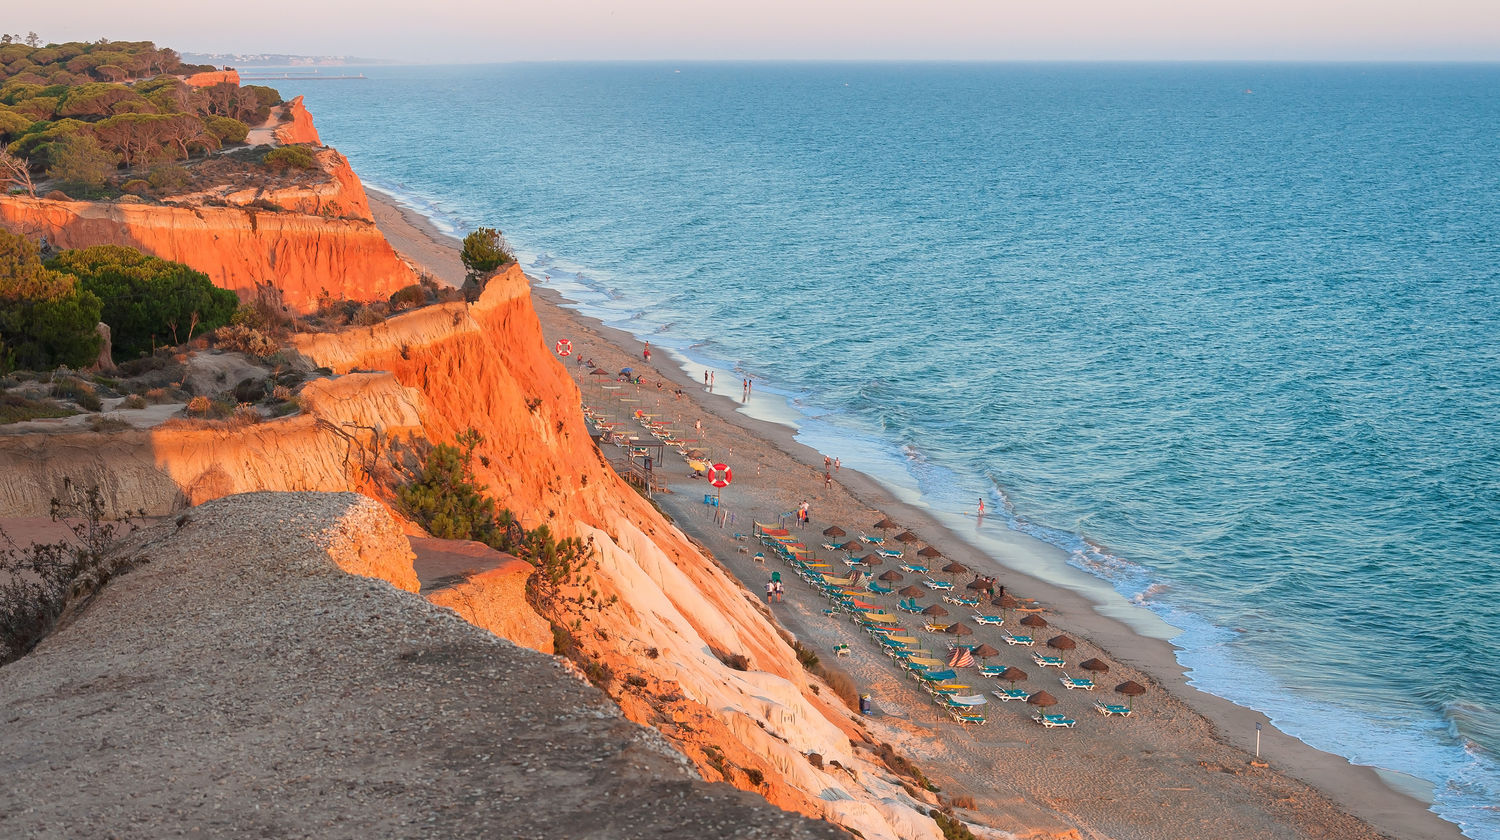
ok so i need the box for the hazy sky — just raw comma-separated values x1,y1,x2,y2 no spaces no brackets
11,0,1500,62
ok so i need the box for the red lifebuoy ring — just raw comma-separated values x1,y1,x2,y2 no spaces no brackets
708,464,733,488
555,339,572,356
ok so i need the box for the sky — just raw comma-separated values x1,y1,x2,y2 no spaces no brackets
9,0,1500,63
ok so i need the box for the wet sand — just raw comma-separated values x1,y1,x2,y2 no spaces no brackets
368,190,1460,840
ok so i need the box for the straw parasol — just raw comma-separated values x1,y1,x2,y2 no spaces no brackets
861,554,884,566
999,666,1028,683
938,561,966,575
1019,614,1049,631
1115,680,1146,709
1079,658,1110,673
878,569,904,582
946,622,974,637
823,525,847,538
898,585,926,598
894,530,920,544
966,579,991,591
1027,690,1058,708
919,546,944,560
1047,635,1076,653
921,604,950,616
993,593,1020,610
971,643,1000,659
873,517,899,533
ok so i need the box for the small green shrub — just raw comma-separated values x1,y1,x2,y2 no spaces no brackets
792,640,820,670
121,393,146,409
120,178,149,196
214,324,278,358
460,227,514,279
146,163,188,192
930,810,976,840
264,144,316,171
743,767,765,787
86,415,130,433
0,392,74,424
388,283,426,311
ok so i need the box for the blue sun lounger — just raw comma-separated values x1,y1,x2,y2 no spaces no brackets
1032,653,1066,668
1060,674,1096,691
1003,633,1035,646
1034,713,1077,729
992,688,1030,702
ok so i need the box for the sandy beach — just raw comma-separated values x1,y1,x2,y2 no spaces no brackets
366,188,1461,840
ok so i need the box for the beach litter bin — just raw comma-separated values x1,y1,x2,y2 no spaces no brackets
860,694,872,715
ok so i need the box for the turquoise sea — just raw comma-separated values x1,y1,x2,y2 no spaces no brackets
274,63,1500,837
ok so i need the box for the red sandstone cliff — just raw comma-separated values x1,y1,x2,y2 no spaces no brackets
183,69,240,87
274,96,322,146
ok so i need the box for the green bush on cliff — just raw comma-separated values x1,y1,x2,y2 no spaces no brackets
46,245,238,357
263,144,316,172
460,227,514,280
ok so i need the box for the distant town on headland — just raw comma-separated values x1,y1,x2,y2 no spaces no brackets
180,52,396,67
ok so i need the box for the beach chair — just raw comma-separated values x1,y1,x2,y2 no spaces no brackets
1003,633,1035,646
942,595,979,607
1031,653,1066,668
821,542,838,551
923,622,951,633
896,598,923,613
972,614,1004,626
878,549,904,559
1034,713,1077,729
923,580,955,591
834,644,850,658
752,552,766,563
916,669,958,683
861,534,886,545
992,688,1030,702
977,665,1007,678
944,693,988,707
951,710,988,726
900,564,929,574
1060,674,1096,691
1095,703,1133,717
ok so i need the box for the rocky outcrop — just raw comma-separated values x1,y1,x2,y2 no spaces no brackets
273,96,322,146
413,536,553,653
182,69,239,87
0,492,844,840
0,193,415,311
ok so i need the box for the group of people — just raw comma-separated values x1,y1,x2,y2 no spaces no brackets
764,576,785,603
796,500,811,526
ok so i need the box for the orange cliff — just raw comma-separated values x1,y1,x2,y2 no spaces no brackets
274,96,322,146
0,103,408,312
183,69,240,87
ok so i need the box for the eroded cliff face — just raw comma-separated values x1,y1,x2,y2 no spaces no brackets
273,96,322,146
290,267,945,840
0,192,414,311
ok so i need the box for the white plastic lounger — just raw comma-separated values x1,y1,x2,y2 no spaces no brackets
1003,633,1035,646
992,688,1029,702
1095,703,1133,717
1060,674,1096,691
972,614,1003,625
923,580,955,591
1032,653,1066,668
900,564,929,574
878,549,903,559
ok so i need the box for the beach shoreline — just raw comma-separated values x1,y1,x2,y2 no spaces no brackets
366,188,1462,840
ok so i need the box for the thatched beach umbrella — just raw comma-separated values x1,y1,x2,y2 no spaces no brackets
971,643,1000,660
919,546,944,560
999,666,1028,683
1047,635,1076,653
862,554,884,567
946,622,974,637
1079,658,1110,673
1019,614,1049,632
894,530,920,544
993,593,1020,610
921,604,950,616
873,517,899,533
1027,691,1058,708
878,570,904,582
823,525,846,538
940,561,967,575
1115,680,1146,709
898,585,926,598
966,579,991,591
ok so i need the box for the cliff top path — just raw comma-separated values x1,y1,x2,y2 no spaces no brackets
0,492,847,840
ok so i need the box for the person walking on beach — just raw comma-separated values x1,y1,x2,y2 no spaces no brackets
765,580,775,604
824,471,833,489
710,371,715,391
773,580,784,602
705,369,710,387
643,341,651,362
834,457,840,472
977,498,985,518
